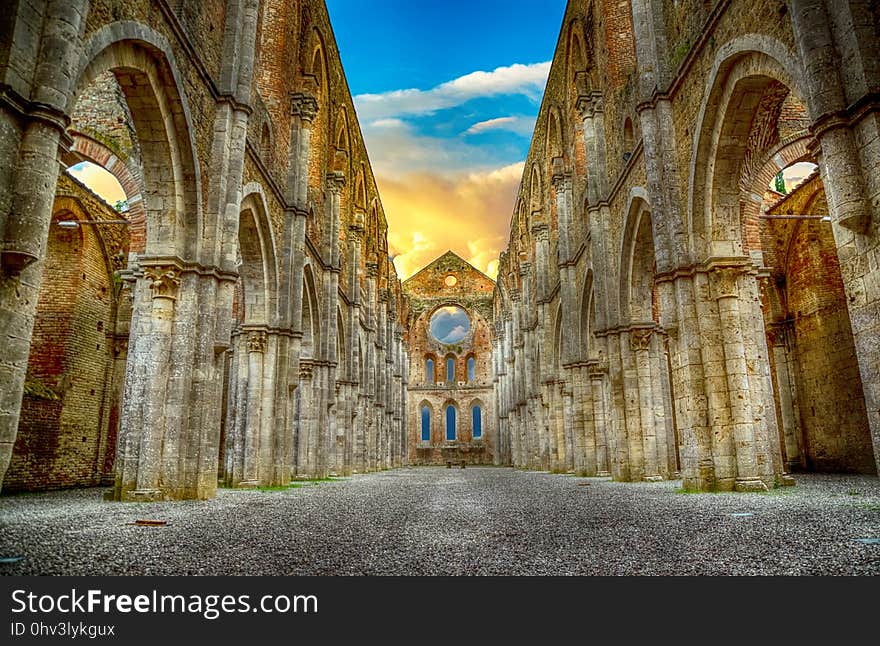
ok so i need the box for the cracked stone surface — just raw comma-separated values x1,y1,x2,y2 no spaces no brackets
1,468,878,575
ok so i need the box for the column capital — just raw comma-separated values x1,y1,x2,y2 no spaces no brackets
576,90,603,119
291,93,319,122
551,158,571,190
326,170,346,193
247,330,267,354
709,266,744,301
349,211,365,236
630,328,653,351
531,223,549,240
144,265,181,300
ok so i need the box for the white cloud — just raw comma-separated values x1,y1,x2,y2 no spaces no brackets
464,115,536,136
361,117,507,177
370,118,406,128
354,61,550,121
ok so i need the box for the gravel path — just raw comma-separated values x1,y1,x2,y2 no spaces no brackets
1,468,878,575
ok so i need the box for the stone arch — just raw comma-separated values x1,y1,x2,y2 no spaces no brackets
444,352,457,383
366,199,380,260
419,400,433,442
469,397,485,441
72,22,203,260
62,133,147,256
528,164,543,218
578,269,594,358
306,28,328,85
336,306,345,365
546,106,566,166
622,116,635,161
238,184,279,327
466,353,477,383
739,135,812,259
354,165,367,211
619,194,655,323
617,187,651,323
552,301,564,370
687,37,807,260
444,400,458,441
424,352,437,384
566,19,589,100
332,107,351,175
301,263,320,357
303,28,330,208
260,121,272,161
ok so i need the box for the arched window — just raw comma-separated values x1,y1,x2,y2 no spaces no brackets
445,404,457,441
467,356,476,382
425,358,434,383
446,355,455,383
472,405,482,439
260,123,271,160
421,405,431,442
623,117,634,161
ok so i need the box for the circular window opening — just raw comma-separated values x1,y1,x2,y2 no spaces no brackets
444,274,457,287
429,305,470,344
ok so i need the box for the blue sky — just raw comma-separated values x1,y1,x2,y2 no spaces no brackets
326,0,567,278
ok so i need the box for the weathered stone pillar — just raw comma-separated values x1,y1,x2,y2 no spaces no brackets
788,0,880,471
114,264,179,500
631,328,666,480
240,330,267,485
588,361,611,476
576,91,609,208
707,266,772,491
767,323,802,471
0,0,88,491
297,363,317,477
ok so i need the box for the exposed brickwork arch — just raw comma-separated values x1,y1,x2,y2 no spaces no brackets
739,135,812,257
63,132,147,255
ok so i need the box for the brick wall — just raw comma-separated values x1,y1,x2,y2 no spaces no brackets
4,176,127,491
765,180,875,473
404,252,496,464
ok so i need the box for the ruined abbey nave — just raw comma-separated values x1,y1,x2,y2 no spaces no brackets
1,0,879,507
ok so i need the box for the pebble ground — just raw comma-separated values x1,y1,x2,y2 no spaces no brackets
1,468,878,575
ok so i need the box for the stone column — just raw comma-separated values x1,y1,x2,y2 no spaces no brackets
297,363,317,477
589,362,611,476
576,92,609,207
767,323,802,471
708,266,778,491
114,264,179,500
631,328,664,481
240,330,267,485
788,0,880,472
0,0,88,491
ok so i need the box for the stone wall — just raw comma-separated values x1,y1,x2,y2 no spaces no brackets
0,0,409,499
490,0,880,490
404,252,496,465
5,174,127,491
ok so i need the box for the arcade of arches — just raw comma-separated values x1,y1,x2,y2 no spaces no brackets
0,0,878,500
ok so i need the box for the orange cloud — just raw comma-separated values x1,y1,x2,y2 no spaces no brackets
382,162,522,280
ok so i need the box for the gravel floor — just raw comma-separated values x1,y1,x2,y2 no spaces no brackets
1,468,878,575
